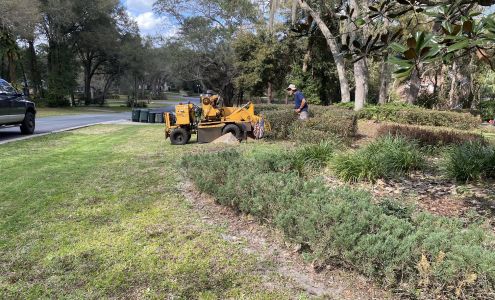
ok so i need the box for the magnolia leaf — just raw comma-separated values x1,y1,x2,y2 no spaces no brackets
393,67,413,80
447,40,470,52
407,37,417,49
353,40,362,49
404,48,417,59
463,20,473,33
389,42,407,53
389,56,413,67
355,18,366,27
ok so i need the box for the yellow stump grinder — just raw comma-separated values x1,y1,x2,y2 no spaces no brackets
164,95,270,145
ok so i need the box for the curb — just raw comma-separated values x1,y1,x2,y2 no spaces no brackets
0,119,128,146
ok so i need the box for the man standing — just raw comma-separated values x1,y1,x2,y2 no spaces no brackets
287,84,309,120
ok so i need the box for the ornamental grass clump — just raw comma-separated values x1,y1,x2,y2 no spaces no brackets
331,135,425,182
442,141,495,182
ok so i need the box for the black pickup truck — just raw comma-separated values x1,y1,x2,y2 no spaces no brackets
0,79,36,134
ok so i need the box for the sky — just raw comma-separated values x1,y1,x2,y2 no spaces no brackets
123,0,178,37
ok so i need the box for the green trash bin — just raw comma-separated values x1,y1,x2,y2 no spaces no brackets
155,112,164,123
139,109,149,123
148,112,156,123
132,109,141,122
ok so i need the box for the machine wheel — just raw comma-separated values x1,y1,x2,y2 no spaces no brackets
170,128,190,145
20,111,35,135
222,124,242,140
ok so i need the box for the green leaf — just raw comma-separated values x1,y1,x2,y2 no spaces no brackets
389,42,407,53
393,67,413,80
389,56,413,68
355,18,366,27
447,40,470,52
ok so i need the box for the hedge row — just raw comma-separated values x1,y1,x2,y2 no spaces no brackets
182,148,495,298
256,104,357,143
359,103,481,130
377,123,485,146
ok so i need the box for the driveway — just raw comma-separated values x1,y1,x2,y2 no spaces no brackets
0,112,131,143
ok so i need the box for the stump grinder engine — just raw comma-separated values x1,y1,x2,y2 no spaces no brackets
164,94,270,145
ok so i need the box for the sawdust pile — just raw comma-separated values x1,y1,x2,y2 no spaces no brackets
211,133,240,145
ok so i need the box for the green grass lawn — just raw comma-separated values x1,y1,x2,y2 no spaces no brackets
37,106,131,118
0,125,299,299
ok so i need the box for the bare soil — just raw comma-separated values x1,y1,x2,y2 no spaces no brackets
180,180,393,299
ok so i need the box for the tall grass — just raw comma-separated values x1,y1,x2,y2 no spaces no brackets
331,136,425,182
443,141,495,182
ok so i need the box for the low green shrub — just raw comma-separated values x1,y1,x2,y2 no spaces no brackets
442,141,495,182
182,147,495,298
480,100,495,122
332,102,355,110
331,136,424,182
359,103,481,130
258,104,357,143
377,123,485,146
127,99,148,108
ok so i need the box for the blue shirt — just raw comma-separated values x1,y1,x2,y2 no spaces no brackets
294,91,308,112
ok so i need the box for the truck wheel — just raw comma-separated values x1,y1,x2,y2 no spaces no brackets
20,112,35,135
170,128,189,145
222,124,242,140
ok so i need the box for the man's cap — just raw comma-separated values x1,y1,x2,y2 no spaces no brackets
286,84,297,91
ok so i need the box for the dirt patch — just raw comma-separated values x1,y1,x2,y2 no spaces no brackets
325,169,495,230
179,180,393,299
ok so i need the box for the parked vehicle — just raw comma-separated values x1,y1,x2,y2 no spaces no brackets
0,79,36,134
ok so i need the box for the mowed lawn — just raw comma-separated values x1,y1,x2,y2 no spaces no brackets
0,126,297,299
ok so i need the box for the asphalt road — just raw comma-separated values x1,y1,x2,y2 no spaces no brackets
0,96,200,144
0,112,131,143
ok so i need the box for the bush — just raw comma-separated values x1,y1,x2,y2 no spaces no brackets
377,123,485,146
332,102,355,110
182,147,495,298
359,103,481,130
442,141,495,182
480,100,495,122
126,99,148,108
258,104,357,143
331,136,424,182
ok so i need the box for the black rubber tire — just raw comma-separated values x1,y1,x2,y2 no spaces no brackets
222,124,242,140
20,111,35,135
170,128,190,145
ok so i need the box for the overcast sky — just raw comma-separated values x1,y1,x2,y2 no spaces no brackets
123,0,178,37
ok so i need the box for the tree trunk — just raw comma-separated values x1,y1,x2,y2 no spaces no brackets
354,59,368,111
378,18,391,105
302,50,311,73
84,61,92,105
28,40,41,97
448,61,458,109
406,68,421,105
350,0,369,111
297,0,351,103
267,82,273,103
378,53,391,105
